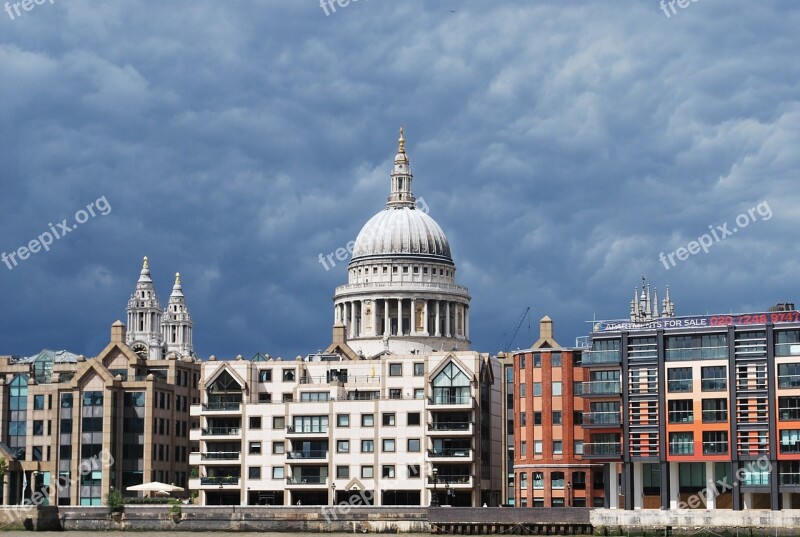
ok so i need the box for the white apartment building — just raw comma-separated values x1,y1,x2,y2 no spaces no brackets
190,128,503,506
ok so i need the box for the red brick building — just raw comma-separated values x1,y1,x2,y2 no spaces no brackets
513,317,605,507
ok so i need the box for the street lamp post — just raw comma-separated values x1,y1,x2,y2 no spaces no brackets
431,468,439,507
331,483,336,505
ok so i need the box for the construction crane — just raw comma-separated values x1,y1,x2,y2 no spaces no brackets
495,306,531,353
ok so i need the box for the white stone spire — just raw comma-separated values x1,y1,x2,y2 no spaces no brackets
387,127,416,208
126,256,164,359
163,272,193,356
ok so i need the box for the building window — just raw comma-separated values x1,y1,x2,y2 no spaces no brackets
389,363,402,377
780,397,800,421
553,441,563,455
383,413,396,426
667,368,692,392
534,441,542,454
780,430,800,453
533,383,542,396
361,440,374,453
551,472,565,488
533,353,541,367
551,498,565,507
34,395,44,410
273,416,285,429
337,466,349,479
534,412,542,425
361,466,374,479
519,472,528,489
702,399,728,422
552,382,562,396
413,362,424,376
776,330,800,357
282,369,295,381
362,414,374,427
551,353,562,367
337,414,350,427
249,467,261,479
519,355,526,369
272,442,285,454
779,364,800,389
520,441,527,457
407,412,421,426
249,442,261,455
533,472,544,489
259,370,272,382
519,384,526,398
701,366,727,391
389,389,402,399
33,420,43,435
407,439,421,452
431,362,470,404
382,439,396,452
668,400,693,423
520,412,526,426
552,411,562,425
574,440,584,455
250,417,261,429
703,431,728,455
666,333,728,361
337,440,349,453
382,465,395,478
573,411,583,425
414,388,424,399
272,467,284,479
407,465,421,478
669,432,694,455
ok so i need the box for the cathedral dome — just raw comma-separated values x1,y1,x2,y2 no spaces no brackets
351,206,452,262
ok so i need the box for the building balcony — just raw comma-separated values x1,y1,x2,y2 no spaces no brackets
201,402,242,413
581,381,622,396
582,350,622,365
193,476,240,489
200,427,242,439
427,448,472,460
583,442,622,458
427,395,472,407
426,475,473,488
285,476,328,487
584,412,621,426
427,422,473,435
287,450,329,462
286,426,329,437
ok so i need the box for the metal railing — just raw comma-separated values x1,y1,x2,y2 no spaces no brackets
779,375,800,389
581,381,621,395
667,379,692,392
287,450,328,459
286,425,328,434
665,347,728,361
583,442,622,457
201,427,241,436
428,421,471,431
427,448,471,458
286,476,326,485
582,350,621,365
427,475,471,485
200,476,239,486
428,395,471,405
702,441,728,455
201,451,241,460
585,411,621,425
203,402,241,411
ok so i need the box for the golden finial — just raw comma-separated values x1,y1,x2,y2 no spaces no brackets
398,126,406,154
175,272,181,285
142,256,149,270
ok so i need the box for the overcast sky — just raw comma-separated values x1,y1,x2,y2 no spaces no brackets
1,0,799,359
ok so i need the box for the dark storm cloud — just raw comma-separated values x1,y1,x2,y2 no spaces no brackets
1,0,799,358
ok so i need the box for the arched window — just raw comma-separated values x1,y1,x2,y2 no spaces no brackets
206,370,242,409
431,363,470,404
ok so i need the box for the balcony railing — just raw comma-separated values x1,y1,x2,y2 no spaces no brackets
702,441,728,455
203,402,242,411
286,426,328,434
201,451,241,460
582,350,622,365
669,442,694,456
201,427,241,436
427,475,471,485
780,472,800,486
428,395,471,405
287,450,328,459
665,347,728,361
585,411,621,425
667,380,692,392
200,476,240,486
428,422,471,431
584,442,622,457
779,375,800,389
582,381,621,396
427,448,471,458
286,476,326,485
701,378,727,391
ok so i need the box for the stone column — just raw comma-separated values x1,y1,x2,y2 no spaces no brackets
411,298,417,335
445,302,451,337
384,299,390,336
397,298,402,335
371,301,378,336
633,462,643,510
669,462,680,509
464,305,469,339
705,462,716,510
435,301,441,337
423,300,430,336
354,300,361,337
783,492,792,509
609,463,619,509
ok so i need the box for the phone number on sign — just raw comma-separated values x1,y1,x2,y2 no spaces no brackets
709,312,800,326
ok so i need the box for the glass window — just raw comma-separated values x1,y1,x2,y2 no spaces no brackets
703,431,728,455
520,412,526,426
702,399,727,422
520,384,526,398
361,466,374,479
780,430,800,453
779,364,800,389
552,411,562,425
382,413,396,426
249,442,261,454
780,396,800,421
382,465,395,478
272,467,284,479
414,388,424,399
669,432,694,455
272,442,285,454
33,420,43,435
407,439,420,452
337,414,349,427
534,440,543,454
249,417,261,429
337,466,349,479
533,354,541,367
273,416,285,429
668,400,693,423
533,383,542,396
389,363,402,377
701,366,727,391
551,353,562,367
551,472,565,488
533,472,544,489
574,440,584,455
519,355,526,369
258,370,272,382
553,441,563,455
337,440,349,453
520,441,527,457
407,412,420,426
34,395,44,410
407,465,421,478
553,382,562,396
361,440,374,453
249,467,261,479
362,414,374,427
382,439,396,452
534,412,542,425
413,363,424,376
667,368,692,392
